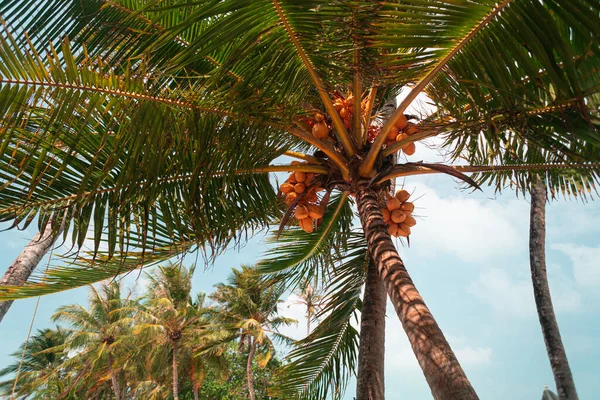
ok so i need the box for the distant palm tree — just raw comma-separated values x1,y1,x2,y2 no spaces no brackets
292,281,326,336
0,327,70,399
134,263,226,400
211,266,296,400
52,282,133,400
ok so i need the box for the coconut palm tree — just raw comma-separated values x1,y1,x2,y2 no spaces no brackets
530,179,578,399
211,266,296,400
51,282,133,400
133,263,228,400
0,327,71,398
1,2,600,399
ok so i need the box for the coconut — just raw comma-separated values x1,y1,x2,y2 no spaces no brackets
294,171,307,183
299,217,314,233
285,192,298,205
405,123,419,135
402,142,416,156
388,222,399,237
295,205,309,219
294,183,306,194
308,204,325,219
395,133,408,143
404,215,416,227
386,197,401,211
381,208,391,222
391,209,407,224
397,224,410,237
312,121,329,139
288,173,297,184
340,108,349,118
280,183,294,193
395,190,410,202
290,160,302,166
387,125,400,140
400,201,414,213
395,114,408,131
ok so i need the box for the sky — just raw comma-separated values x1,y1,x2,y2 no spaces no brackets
1,93,599,399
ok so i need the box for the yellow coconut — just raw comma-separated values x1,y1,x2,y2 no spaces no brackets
299,217,314,233
280,183,294,193
294,171,307,183
388,222,399,237
404,215,417,227
402,142,416,156
295,205,309,219
395,190,410,202
294,183,306,194
312,121,329,139
381,208,391,223
395,114,408,131
386,197,401,211
285,192,298,205
400,201,414,213
387,125,400,140
391,209,407,224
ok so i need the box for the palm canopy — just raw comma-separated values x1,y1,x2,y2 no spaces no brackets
0,0,599,295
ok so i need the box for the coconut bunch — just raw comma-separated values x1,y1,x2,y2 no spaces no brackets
279,163,325,233
381,189,417,238
333,94,355,129
383,114,420,156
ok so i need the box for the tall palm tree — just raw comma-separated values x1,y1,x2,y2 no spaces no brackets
1,2,600,398
0,327,71,399
133,263,225,400
51,282,133,400
530,179,578,399
211,266,296,400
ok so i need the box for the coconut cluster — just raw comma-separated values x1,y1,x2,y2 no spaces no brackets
381,189,417,237
383,114,420,156
279,163,325,233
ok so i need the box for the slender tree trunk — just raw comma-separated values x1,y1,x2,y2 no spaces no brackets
172,340,180,400
356,96,396,400
530,179,578,400
246,338,256,400
356,259,387,400
356,187,478,400
0,220,62,323
307,310,311,336
193,387,199,400
106,350,121,400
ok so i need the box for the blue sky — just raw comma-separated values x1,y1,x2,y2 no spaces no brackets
1,165,599,399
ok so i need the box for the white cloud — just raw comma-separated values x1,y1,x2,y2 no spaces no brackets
552,244,600,287
277,293,308,341
468,266,581,318
405,183,528,263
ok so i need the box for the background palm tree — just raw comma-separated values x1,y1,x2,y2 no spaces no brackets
0,1,599,398
0,327,70,399
51,282,133,400
211,266,296,400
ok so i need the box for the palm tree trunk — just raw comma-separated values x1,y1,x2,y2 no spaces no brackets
356,187,478,400
106,350,121,400
172,340,180,400
530,179,578,399
356,259,387,400
0,220,61,323
193,387,200,400
246,338,256,400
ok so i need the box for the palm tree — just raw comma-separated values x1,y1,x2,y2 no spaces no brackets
52,282,133,400
0,327,71,398
530,179,578,399
211,266,296,400
1,2,600,398
133,263,226,400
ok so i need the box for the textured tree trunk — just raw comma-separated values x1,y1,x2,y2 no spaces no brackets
356,187,478,400
106,350,121,400
530,179,578,400
0,220,62,323
356,259,387,400
246,338,256,400
172,340,180,400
